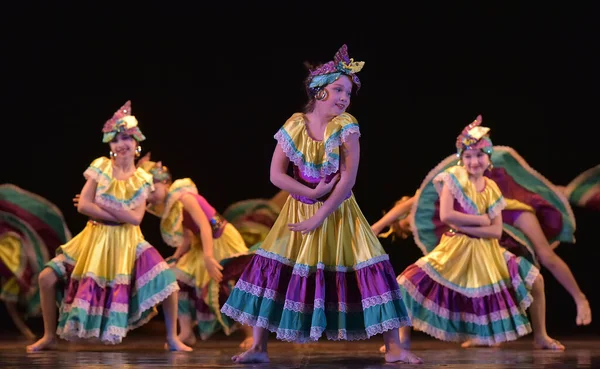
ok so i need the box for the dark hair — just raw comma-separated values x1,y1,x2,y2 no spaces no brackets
302,61,320,114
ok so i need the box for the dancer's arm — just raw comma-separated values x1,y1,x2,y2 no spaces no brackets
76,179,121,222
270,144,339,198
180,194,223,282
371,196,415,235
456,213,503,239
171,229,192,260
98,202,146,226
439,185,491,227
288,133,358,233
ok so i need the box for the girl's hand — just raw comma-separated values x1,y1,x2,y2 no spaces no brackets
73,194,81,208
479,215,492,226
288,214,326,234
312,174,340,198
204,256,224,283
165,255,178,266
371,224,383,235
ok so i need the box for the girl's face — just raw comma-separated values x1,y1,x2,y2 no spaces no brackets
316,74,353,115
109,133,137,159
462,149,490,177
147,181,169,204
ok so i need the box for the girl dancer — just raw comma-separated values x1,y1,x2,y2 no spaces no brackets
140,158,253,348
220,45,422,364
26,101,191,352
396,117,563,350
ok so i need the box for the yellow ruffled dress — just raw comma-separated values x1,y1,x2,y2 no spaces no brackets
399,165,539,345
222,113,410,342
47,157,178,344
151,179,248,340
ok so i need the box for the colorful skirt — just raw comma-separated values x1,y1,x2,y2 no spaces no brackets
172,223,249,340
564,165,600,211
411,147,576,263
47,220,178,344
399,233,538,345
0,229,37,313
222,198,282,247
0,184,71,315
0,224,34,304
221,194,410,343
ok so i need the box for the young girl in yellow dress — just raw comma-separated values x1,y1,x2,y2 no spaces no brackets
140,159,252,348
396,118,563,349
220,45,422,365
26,101,192,352
373,129,591,338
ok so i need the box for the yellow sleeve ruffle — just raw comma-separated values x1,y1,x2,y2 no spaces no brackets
83,156,154,211
274,113,360,178
159,178,198,247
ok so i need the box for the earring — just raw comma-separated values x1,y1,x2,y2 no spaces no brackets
457,159,462,166
109,151,117,158
135,146,142,157
316,89,328,101
488,161,494,170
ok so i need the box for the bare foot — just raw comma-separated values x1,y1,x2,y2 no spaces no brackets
461,340,501,348
239,336,254,350
576,298,592,326
26,336,56,352
379,342,411,353
232,348,270,363
385,348,423,364
533,336,565,351
165,337,193,352
178,331,197,347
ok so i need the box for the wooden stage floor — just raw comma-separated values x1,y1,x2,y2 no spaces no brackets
1,322,598,368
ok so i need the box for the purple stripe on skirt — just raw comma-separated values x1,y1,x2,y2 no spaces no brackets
63,277,131,307
400,264,520,316
238,254,401,305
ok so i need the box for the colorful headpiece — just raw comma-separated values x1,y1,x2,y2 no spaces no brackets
102,100,146,143
138,159,172,183
307,44,365,95
455,115,493,157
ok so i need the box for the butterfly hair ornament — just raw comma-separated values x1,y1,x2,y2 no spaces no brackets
455,115,493,159
307,44,365,97
102,100,146,143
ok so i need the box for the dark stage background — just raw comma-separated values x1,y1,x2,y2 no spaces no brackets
2,3,598,337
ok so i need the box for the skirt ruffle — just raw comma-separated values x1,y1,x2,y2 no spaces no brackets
399,243,538,345
221,195,410,342
47,222,177,344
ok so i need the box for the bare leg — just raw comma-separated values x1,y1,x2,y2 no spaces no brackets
26,268,58,352
379,325,411,353
382,328,423,364
515,212,591,326
4,301,36,340
232,325,270,363
162,292,193,352
176,314,197,346
239,324,254,349
529,274,565,350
